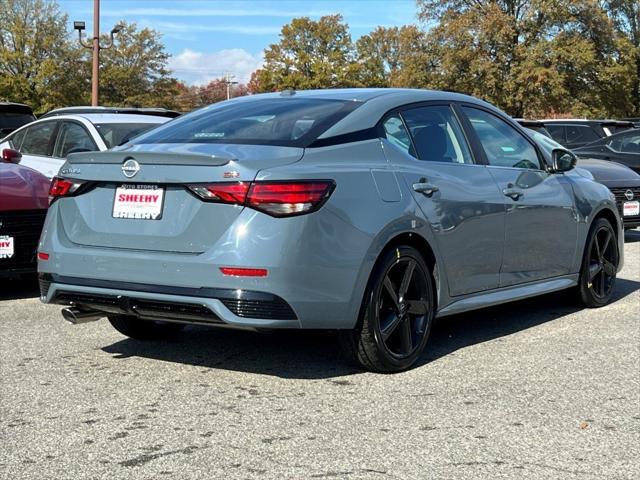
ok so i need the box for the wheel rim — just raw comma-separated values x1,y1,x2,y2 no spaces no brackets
588,226,618,299
376,257,431,359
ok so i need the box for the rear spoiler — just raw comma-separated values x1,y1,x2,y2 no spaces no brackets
66,150,232,166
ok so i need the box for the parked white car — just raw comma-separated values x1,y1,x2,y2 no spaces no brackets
0,113,170,178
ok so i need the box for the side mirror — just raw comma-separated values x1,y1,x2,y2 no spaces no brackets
552,148,577,173
1,148,22,164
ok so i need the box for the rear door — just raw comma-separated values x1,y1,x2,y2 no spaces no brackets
16,120,62,178
460,106,579,286
382,103,506,296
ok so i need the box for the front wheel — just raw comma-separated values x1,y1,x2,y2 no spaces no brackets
339,245,435,373
577,218,619,308
108,315,185,340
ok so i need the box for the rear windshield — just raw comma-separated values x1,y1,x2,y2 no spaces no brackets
94,123,161,149
0,113,36,134
134,98,361,147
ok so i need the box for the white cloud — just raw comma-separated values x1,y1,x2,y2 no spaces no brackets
168,48,264,85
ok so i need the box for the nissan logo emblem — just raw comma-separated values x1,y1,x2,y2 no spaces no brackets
122,159,140,178
624,189,635,201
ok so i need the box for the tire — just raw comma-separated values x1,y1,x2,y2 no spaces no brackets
108,315,185,340
577,218,619,308
339,245,435,373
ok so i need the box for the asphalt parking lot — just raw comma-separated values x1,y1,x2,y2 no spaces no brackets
1,231,639,480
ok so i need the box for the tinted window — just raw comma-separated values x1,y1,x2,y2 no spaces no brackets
0,113,35,132
463,107,540,169
94,123,160,149
383,115,412,154
401,106,473,163
545,125,565,144
565,125,600,145
9,129,26,150
54,122,97,157
20,121,57,156
608,130,640,153
135,98,361,147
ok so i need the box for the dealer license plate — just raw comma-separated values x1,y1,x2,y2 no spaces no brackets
623,201,639,217
0,236,14,259
112,185,165,220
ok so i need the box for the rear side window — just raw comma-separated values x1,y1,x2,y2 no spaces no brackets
94,123,160,148
401,105,473,164
383,116,412,155
135,98,361,147
545,125,565,144
20,121,57,156
54,122,98,157
9,128,26,149
463,107,541,170
565,125,600,145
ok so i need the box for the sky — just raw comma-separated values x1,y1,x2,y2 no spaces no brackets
57,0,419,85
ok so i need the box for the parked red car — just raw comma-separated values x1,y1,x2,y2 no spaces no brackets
0,149,50,278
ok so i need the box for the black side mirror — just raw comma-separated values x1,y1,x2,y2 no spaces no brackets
552,148,577,173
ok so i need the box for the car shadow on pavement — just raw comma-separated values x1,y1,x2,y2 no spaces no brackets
0,275,40,301
102,277,639,379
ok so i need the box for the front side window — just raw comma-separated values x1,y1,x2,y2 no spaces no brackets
462,107,541,170
134,98,361,147
20,121,57,156
608,130,640,153
382,115,412,155
401,105,473,164
54,122,97,158
565,125,600,145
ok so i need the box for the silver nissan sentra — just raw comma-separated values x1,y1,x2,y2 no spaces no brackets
38,88,623,372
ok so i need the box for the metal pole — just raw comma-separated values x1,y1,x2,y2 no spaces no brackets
91,0,100,106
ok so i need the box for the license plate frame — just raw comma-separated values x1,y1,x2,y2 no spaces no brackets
112,185,165,220
0,235,14,259
623,200,640,217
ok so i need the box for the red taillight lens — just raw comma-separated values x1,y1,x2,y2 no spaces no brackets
220,267,268,277
247,181,334,217
188,182,250,204
37,252,49,260
188,180,335,217
49,177,85,204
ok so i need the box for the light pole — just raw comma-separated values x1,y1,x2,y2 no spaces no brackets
224,73,238,100
74,0,122,106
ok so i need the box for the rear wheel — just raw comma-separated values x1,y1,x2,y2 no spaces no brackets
108,315,185,340
339,245,435,373
577,218,619,307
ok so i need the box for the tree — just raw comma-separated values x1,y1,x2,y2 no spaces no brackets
355,25,433,88
0,0,86,113
250,15,360,92
98,22,180,108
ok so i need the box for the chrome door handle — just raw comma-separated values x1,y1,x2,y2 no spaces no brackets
413,178,439,197
503,187,524,200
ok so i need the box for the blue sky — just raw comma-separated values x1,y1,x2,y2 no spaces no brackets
58,0,419,85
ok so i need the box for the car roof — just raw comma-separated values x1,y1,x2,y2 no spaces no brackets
37,113,170,124
40,106,181,119
0,102,34,114
540,119,634,126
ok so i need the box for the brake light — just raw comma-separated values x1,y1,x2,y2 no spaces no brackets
49,177,86,204
37,252,49,260
189,180,334,217
188,182,250,204
220,267,268,277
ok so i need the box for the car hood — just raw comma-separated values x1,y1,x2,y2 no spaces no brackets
576,158,640,186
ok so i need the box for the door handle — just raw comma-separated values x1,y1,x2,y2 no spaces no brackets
413,178,439,197
503,187,524,200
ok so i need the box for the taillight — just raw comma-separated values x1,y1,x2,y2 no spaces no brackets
188,182,250,204
49,177,86,204
188,180,335,217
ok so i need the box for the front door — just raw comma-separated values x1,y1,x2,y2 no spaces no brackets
460,106,579,286
381,104,506,297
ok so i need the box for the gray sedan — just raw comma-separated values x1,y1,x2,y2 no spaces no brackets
37,88,623,372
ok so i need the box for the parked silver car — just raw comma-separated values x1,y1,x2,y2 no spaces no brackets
38,89,623,372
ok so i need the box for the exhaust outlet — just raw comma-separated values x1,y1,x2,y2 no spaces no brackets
61,307,104,325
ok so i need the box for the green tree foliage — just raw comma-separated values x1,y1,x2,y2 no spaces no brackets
0,0,86,113
174,78,249,111
250,15,359,92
